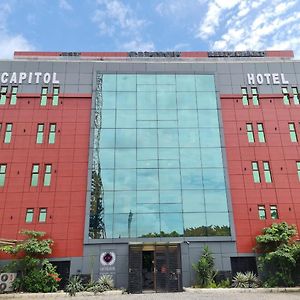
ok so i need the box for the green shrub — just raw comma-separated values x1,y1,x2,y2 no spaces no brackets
232,271,259,288
65,276,84,296
86,274,114,294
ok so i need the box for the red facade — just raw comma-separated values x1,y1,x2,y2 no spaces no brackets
221,93,300,253
0,92,91,258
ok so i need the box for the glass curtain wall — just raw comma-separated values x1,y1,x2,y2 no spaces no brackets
89,74,230,239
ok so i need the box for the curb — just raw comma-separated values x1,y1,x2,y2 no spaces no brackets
0,290,123,298
184,287,300,293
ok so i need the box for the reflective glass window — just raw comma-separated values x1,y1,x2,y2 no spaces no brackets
115,169,136,190
0,164,7,186
102,74,116,91
201,148,223,168
158,128,178,147
183,213,207,236
179,128,199,147
36,124,44,144
258,205,266,220
182,190,205,212
206,213,230,236
102,91,116,109
114,191,136,213
246,123,254,143
137,203,159,213
157,92,176,109
43,164,52,186
157,109,177,121
270,205,279,219
160,190,181,203
137,91,156,109
181,169,202,189
117,74,136,91
25,208,34,223
158,74,175,85
198,110,219,128
116,109,136,128
257,123,265,143
31,164,39,186
137,129,157,147
10,86,18,105
101,169,114,190
177,92,197,109
252,161,260,183
115,149,136,168
100,129,115,148
178,110,198,127
48,124,56,144
195,75,215,91
113,213,137,238
205,190,228,212
41,87,47,106
137,213,160,237
0,86,7,105
176,75,196,91
263,161,272,183
103,192,114,213
292,87,300,105
137,190,159,203
116,129,136,147
137,148,157,168
52,87,59,106
297,161,300,181
137,109,157,121
196,92,217,109
137,169,159,190
38,208,47,222
102,110,116,128
282,87,290,105
199,128,221,147
137,74,156,85
4,123,12,144
116,92,136,109
241,87,249,105
202,169,226,189
160,213,183,236
159,169,181,189
289,123,297,142
251,87,259,105
180,148,201,168
160,204,182,213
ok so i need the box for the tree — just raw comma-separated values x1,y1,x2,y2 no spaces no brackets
192,246,217,287
255,222,300,287
0,230,60,292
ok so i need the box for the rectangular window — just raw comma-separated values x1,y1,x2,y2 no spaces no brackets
36,124,44,144
10,86,18,105
4,123,12,144
0,86,7,105
263,161,272,183
251,87,259,105
282,87,290,105
48,123,56,144
43,164,52,186
292,87,299,105
52,87,59,106
38,208,47,222
31,164,39,186
241,87,249,105
0,164,7,187
270,205,279,219
258,205,266,220
289,122,298,142
246,123,254,143
252,161,261,183
41,87,48,106
297,161,300,181
25,208,34,223
257,123,266,143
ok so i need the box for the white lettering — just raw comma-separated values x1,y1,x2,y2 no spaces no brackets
28,72,33,84
247,74,255,85
52,72,59,84
257,74,263,84
281,73,289,84
1,72,9,84
34,72,42,84
10,72,17,84
18,72,27,84
264,73,271,84
272,73,279,84
43,73,51,84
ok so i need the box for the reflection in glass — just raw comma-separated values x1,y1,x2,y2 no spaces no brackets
137,169,159,190
137,214,160,237
160,213,184,236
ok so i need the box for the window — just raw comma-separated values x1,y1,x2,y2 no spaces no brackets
38,208,47,222
257,123,266,143
263,161,272,183
258,205,266,220
292,87,299,105
252,161,260,183
270,205,279,219
297,161,300,181
31,164,39,186
0,164,7,186
52,87,59,106
4,123,12,144
246,123,254,143
241,87,249,105
41,87,48,106
48,124,56,144
10,86,18,105
0,86,7,105
25,208,34,223
36,124,44,144
282,87,290,105
251,87,259,105
43,164,52,186
289,123,297,142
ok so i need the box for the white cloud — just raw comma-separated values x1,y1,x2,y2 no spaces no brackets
59,0,73,11
195,0,300,58
121,39,155,51
0,3,34,59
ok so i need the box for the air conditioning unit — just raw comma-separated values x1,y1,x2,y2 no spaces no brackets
0,273,17,292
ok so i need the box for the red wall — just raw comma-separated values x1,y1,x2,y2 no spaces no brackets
0,92,91,258
221,93,300,253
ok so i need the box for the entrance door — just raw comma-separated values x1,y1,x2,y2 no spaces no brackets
128,243,182,293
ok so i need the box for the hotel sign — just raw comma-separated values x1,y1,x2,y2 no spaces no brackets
0,72,60,84
208,51,265,57
128,51,181,58
247,73,289,85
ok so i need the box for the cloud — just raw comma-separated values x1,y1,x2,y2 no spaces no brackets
0,3,35,59
92,0,146,36
59,0,73,11
195,0,300,57
121,39,155,51
92,0,155,52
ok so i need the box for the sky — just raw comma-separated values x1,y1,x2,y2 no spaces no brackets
1,0,300,59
